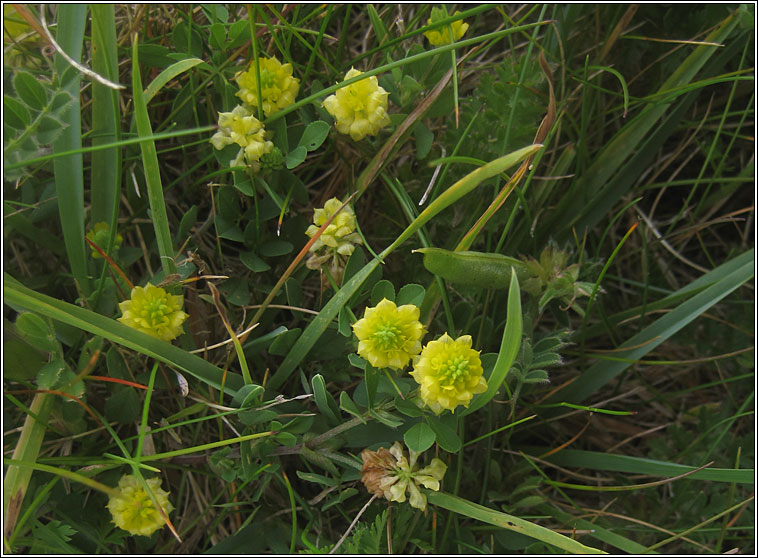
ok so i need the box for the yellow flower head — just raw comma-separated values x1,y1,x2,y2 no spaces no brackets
361,441,447,511
322,68,391,141
235,56,300,117
423,9,469,47
86,222,123,259
108,474,174,537
305,198,362,255
118,283,188,342
210,104,273,170
410,333,487,414
352,298,425,370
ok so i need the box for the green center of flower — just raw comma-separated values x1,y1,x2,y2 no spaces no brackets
141,298,169,324
259,68,276,90
439,355,470,383
373,323,402,350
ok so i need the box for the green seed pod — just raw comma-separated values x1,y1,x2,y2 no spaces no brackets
414,247,528,289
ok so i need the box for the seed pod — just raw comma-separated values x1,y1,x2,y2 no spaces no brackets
414,247,527,289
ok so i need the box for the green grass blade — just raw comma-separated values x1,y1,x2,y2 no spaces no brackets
52,4,90,295
545,503,652,554
427,491,606,554
4,274,244,397
3,393,54,543
462,270,522,416
89,4,121,226
549,252,753,404
131,35,177,277
143,58,205,106
525,448,754,484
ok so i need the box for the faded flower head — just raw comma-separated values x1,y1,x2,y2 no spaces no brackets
118,283,188,342
305,197,363,279
108,474,174,537
322,68,391,141
410,333,486,415
86,222,123,259
210,104,273,171
235,56,300,117
424,8,469,47
353,298,426,370
361,441,447,511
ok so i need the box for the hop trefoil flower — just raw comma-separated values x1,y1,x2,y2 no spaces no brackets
118,283,189,342
305,197,363,279
361,441,447,511
210,104,274,171
107,474,174,537
235,56,300,117
86,221,123,259
322,68,391,141
352,298,426,370
410,333,487,414
423,8,469,47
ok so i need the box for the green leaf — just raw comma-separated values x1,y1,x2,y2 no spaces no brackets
396,283,425,307
104,386,141,424
339,391,365,423
297,120,330,152
259,239,293,257
15,312,57,353
427,415,461,452
414,121,434,159
311,374,341,424
13,71,48,111
370,279,395,305
463,269,522,416
404,421,436,452
285,146,307,169
143,58,205,106
394,395,424,417
3,95,31,129
269,328,301,356
240,251,271,272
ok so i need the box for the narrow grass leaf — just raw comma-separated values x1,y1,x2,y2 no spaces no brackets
427,491,606,554
463,270,522,416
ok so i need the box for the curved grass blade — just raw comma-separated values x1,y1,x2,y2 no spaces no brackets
548,251,753,405
462,270,522,416
427,491,606,554
4,274,244,397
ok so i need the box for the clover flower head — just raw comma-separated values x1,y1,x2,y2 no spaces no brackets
322,68,391,141
352,298,425,370
118,283,188,342
210,104,273,171
107,474,174,537
305,198,363,279
235,56,300,117
86,222,123,259
423,9,469,47
361,441,447,511
410,333,487,414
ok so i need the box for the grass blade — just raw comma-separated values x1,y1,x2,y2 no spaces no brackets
427,491,606,554
549,251,753,404
4,274,244,397
131,35,177,277
52,4,90,294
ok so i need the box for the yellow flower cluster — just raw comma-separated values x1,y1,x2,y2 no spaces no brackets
210,105,274,170
86,222,123,259
352,298,426,370
235,57,300,117
424,10,469,47
211,55,297,170
107,474,174,537
305,197,363,277
410,333,487,414
361,441,447,511
322,68,391,141
118,283,188,342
